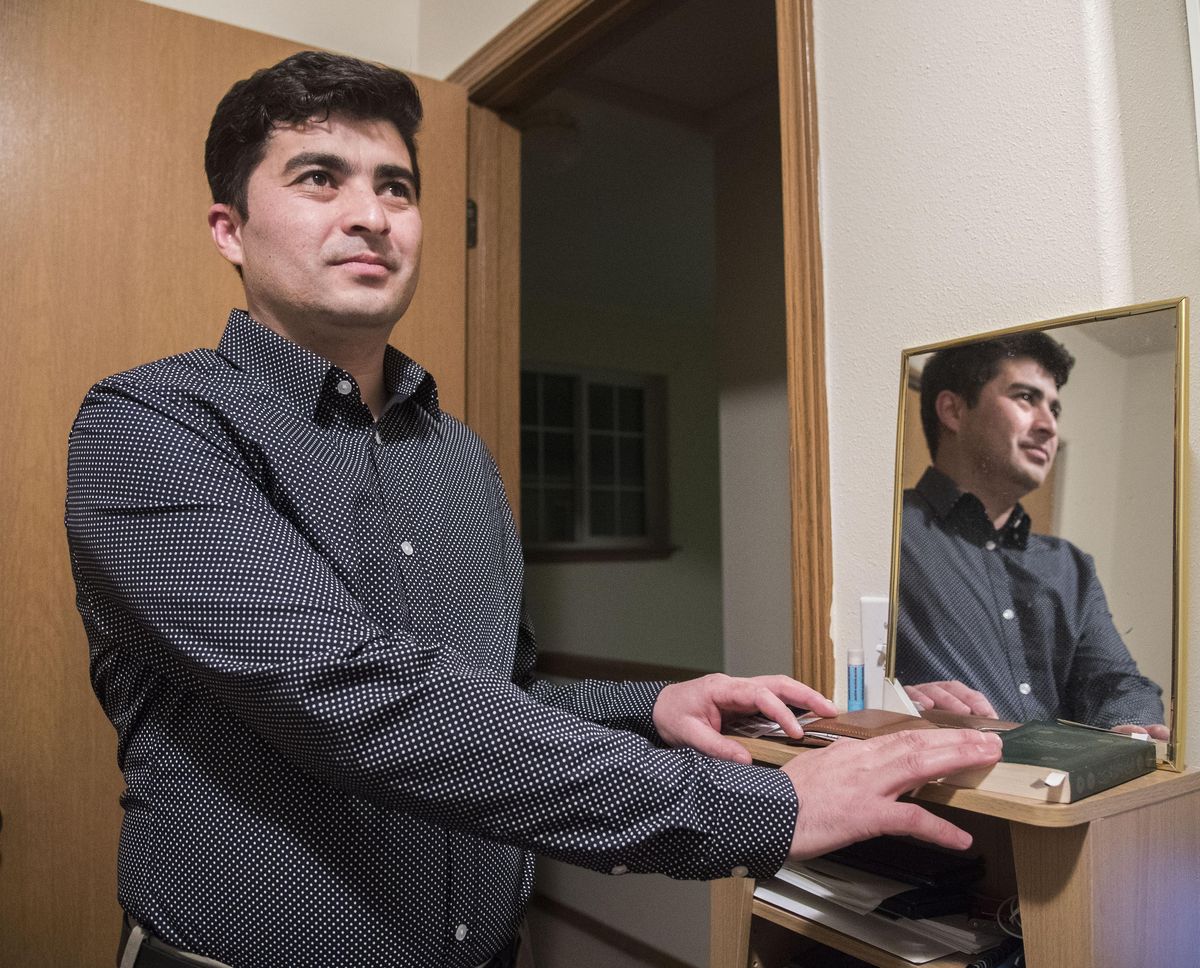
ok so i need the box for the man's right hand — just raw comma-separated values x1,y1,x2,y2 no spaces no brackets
781,728,1003,859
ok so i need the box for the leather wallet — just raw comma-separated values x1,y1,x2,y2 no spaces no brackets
794,709,938,746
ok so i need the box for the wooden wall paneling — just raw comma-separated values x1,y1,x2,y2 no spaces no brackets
466,104,523,515
775,0,833,693
448,0,661,111
0,2,467,963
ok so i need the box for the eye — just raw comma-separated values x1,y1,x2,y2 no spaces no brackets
383,180,414,201
297,170,334,188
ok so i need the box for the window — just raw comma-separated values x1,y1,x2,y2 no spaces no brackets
520,367,670,560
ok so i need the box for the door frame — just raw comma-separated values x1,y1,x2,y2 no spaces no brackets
454,0,833,694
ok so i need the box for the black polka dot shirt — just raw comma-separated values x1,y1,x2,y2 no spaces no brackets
65,310,796,968
896,466,1164,728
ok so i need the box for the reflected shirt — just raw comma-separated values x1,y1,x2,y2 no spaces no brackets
65,309,796,968
895,466,1164,728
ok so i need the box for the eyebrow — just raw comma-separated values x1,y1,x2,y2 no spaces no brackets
281,152,416,187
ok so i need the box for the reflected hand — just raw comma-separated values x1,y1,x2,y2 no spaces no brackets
782,728,1003,859
904,680,997,718
1112,723,1170,741
653,673,838,764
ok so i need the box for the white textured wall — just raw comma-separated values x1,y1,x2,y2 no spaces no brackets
1053,326,1175,694
140,0,539,76
814,0,1200,747
140,0,421,69
715,93,793,679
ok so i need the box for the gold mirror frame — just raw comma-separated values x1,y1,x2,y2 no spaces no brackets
885,297,1189,770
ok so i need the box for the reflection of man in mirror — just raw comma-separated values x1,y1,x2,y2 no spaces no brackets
896,331,1168,739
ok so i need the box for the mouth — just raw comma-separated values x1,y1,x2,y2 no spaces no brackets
1021,443,1051,464
333,253,394,275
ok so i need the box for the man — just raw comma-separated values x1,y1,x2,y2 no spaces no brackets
66,52,1000,968
896,331,1167,737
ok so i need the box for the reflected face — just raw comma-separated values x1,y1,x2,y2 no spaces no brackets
955,358,1061,495
213,113,422,337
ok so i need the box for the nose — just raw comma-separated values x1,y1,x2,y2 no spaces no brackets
1032,403,1057,438
341,183,389,235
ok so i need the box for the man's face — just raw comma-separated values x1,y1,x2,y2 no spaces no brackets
954,358,1061,495
210,113,422,337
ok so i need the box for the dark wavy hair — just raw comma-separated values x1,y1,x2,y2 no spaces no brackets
919,330,1075,459
205,50,423,219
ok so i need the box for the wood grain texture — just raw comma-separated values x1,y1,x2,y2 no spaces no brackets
466,103,522,512
710,876,756,968
732,736,1200,825
0,3,465,963
1012,788,1200,966
447,0,661,111
775,0,833,694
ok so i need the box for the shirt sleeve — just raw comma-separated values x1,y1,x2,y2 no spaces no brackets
66,376,796,881
1064,558,1165,729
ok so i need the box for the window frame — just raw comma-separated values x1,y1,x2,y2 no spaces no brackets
520,363,671,561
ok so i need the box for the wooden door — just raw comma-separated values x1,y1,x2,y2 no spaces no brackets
0,2,467,964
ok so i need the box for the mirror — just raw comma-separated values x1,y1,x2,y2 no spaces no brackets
886,298,1188,769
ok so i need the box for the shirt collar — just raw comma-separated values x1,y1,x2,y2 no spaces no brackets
216,309,441,422
914,466,1031,549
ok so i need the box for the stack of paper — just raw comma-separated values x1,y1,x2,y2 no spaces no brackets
755,858,1008,964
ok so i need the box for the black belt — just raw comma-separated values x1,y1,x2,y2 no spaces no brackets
118,917,522,968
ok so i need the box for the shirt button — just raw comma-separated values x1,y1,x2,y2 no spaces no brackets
985,540,997,551
454,924,469,942
611,864,628,875
730,865,749,878
1002,608,1015,620
336,379,353,395
400,540,414,556
374,430,383,445
1018,682,1032,695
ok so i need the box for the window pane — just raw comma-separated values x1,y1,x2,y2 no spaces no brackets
520,487,540,544
589,432,615,485
617,437,644,486
588,383,614,430
543,431,574,483
618,490,645,537
520,372,538,425
590,489,615,536
618,386,644,432
545,488,575,542
542,374,574,428
521,429,539,478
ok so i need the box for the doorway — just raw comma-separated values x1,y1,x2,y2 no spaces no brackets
506,1,790,963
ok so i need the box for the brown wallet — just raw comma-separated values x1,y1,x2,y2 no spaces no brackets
794,709,938,746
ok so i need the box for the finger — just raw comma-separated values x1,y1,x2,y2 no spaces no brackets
713,676,837,722
903,685,930,711
921,684,973,715
879,801,973,851
940,682,997,718
859,730,1002,794
745,676,838,719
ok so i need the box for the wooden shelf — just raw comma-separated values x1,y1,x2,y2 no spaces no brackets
751,897,972,968
714,737,1200,967
732,736,1200,826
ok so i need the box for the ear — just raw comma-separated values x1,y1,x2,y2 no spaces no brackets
208,203,245,268
934,389,967,436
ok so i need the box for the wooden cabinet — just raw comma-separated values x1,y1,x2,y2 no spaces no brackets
710,740,1200,968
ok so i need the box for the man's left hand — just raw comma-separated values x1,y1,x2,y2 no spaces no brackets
652,673,838,763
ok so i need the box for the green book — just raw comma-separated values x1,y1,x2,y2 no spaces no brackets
940,720,1157,802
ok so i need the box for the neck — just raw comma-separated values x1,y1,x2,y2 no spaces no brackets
932,457,1020,531
246,302,393,418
